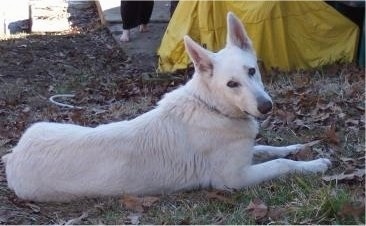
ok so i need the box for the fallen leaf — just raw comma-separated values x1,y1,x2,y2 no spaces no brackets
205,190,235,205
337,202,365,218
121,195,144,213
276,109,296,125
141,196,160,208
267,207,288,221
120,195,160,213
245,198,268,220
290,147,314,161
322,168,365,182
293,74,310,88
323,124,340,145
289,140,320,161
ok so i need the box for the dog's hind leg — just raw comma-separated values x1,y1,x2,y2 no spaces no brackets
253,140,321,160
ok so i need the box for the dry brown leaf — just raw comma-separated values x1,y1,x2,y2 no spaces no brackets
322,168,365,182
293,74,310,88
291,148,315,161
120,195,160,213
120,195,144,213
245,198,268,220
277,109,296,125
205,190,234,205
337,202,365,218
296,92,318,109
289,140,320,161
267,207,288,221
323,124,340,145
141,196,160,208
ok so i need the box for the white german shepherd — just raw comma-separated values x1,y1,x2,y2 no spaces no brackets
2,12,331,202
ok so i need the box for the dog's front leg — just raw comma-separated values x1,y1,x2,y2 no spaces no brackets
237,158,331,187
253,140,320,160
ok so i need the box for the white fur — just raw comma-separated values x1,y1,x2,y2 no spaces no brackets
2,12,331,202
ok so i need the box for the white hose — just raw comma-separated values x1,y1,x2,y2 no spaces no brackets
49,94,83,109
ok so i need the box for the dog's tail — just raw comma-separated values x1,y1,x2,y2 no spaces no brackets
2,153,9,164
2,150,13,166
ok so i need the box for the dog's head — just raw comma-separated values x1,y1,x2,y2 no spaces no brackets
184,12,272,118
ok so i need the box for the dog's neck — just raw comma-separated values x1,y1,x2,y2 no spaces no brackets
190,92,250,120
186,78,251,121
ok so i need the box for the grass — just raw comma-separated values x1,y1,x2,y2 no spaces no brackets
135,175,362,225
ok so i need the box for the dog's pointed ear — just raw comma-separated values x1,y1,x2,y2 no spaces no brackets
184,35,213,75
226,12,253,52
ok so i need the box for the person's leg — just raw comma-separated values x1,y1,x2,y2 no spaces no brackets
138,1,154,32
120,1,140,41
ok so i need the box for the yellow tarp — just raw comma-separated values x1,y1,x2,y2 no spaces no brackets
157,0,359,72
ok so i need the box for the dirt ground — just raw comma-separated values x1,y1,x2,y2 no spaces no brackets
0,3,364,225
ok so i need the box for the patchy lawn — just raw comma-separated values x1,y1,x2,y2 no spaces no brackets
0,5,364,225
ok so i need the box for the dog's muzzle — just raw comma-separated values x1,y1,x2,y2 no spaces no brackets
257,97,273,115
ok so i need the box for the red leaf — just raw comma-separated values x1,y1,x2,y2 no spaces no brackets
323,124,340,145
245,198,268,220
205,190,235,205
120,195,160,213
337,202,365,218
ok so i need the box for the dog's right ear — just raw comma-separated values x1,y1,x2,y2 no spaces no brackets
226,12,254,52
184,35,213,75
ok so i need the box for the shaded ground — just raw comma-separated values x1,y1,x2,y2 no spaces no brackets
0,4,365,225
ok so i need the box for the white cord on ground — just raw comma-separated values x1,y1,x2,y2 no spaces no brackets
49,94,83,109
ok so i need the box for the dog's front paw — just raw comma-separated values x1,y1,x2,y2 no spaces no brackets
301,158,331,173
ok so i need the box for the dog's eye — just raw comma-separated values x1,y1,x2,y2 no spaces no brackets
227,81,240,88
248,68,256,76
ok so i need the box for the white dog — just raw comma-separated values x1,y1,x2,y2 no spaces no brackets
2,12,331,202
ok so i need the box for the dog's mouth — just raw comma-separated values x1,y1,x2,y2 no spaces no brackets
244,110,271,120
243,111,257,118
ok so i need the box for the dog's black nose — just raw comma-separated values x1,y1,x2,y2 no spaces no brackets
257,98,273,114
